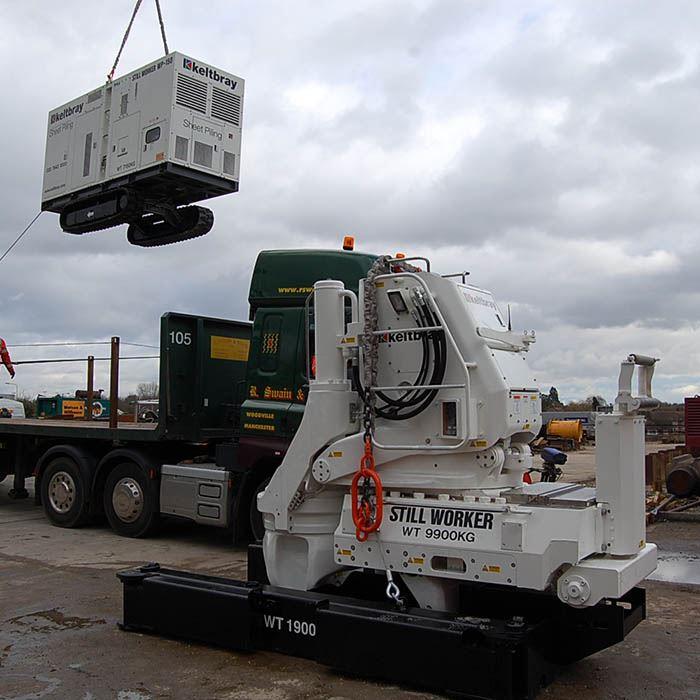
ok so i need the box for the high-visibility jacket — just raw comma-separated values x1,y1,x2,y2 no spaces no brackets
0,339,15,378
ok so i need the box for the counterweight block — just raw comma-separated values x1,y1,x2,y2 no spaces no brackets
118,551,646,700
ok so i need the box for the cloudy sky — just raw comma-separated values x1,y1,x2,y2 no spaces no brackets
0,0,699,403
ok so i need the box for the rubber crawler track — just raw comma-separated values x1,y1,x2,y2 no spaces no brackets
126,206,214,247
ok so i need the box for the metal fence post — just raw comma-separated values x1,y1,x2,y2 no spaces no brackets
109,337,120,429
86,355,94,421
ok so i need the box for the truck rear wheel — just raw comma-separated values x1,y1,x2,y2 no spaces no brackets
40,457,90,528
104,462,157,538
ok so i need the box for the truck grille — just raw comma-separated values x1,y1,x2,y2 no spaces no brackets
211,87,241,126
176,73,207,114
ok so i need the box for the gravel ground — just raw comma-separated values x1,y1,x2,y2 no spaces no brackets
1,478,698,700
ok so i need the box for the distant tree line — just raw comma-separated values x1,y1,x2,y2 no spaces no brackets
542,387,610,411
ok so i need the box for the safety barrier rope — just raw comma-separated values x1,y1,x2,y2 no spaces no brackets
13,356,157,365
10,341,158,349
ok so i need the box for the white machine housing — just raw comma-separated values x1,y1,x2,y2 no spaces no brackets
0,396,25,418
258,262,657,612
42,52,244,209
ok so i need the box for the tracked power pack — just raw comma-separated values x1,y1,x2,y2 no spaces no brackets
42,52,244,246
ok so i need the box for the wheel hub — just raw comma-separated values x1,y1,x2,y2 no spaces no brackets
48,471,76,513
112,478,144,523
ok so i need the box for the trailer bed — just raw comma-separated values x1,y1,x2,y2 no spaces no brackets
0,312,251,446
0,311,253,505
0,418,161,441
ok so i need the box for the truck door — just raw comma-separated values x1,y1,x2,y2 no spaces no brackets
242,308,303,439
288,309,311,433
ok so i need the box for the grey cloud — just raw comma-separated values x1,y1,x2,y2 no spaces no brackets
1,1,699,402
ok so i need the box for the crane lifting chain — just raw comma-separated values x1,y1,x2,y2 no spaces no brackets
108,0,170,82
351,256,390,541
351,255,422,541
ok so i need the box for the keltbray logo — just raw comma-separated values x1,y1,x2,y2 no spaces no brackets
50,103,84,125
378,330,422,343
183,57,237,90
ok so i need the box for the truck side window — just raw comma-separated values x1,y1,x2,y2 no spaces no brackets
260,315,282,372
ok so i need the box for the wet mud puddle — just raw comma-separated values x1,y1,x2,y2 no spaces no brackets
648,551,700,586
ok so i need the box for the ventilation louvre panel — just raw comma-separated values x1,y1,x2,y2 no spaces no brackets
211,87,241,126
176,73,208,114
685,398,700,437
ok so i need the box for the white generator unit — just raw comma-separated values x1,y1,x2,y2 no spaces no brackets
41,52,244,246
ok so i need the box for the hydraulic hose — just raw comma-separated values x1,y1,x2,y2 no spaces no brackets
377,304,446,421
354,297,447,422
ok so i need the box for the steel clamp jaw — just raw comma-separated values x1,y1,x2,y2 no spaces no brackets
615,354,660,415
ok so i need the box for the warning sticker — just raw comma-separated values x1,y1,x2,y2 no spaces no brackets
211,336,250,361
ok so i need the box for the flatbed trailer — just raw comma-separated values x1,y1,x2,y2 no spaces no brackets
0,419,159,437
0,311,264,540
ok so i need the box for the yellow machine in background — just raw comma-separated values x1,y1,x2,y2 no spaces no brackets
547,418,584,448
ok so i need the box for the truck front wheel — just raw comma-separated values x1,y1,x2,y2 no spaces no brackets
104,462,157,538
40,457,90,528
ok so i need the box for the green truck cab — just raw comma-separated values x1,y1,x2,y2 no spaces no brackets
240,249,375,441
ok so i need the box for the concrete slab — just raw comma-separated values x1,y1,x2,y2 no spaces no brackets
1,479,698,699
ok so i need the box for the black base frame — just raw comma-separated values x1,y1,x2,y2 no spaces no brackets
42,162,238,215
118,546,646,700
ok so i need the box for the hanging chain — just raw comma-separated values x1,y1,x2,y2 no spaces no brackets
108,0,170,82
351,436,382,541
350,255,418,608
351,257,390,541
361,255,391,441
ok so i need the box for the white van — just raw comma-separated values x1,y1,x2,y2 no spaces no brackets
0,396,25,419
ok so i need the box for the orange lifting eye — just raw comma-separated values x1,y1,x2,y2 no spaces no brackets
395,252,406,259
342,236,355,251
